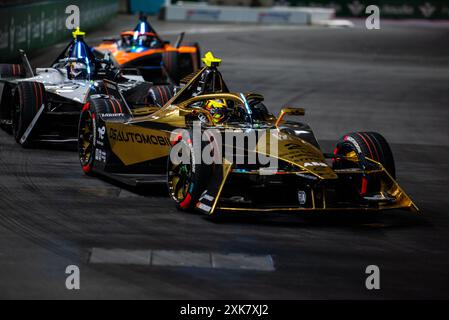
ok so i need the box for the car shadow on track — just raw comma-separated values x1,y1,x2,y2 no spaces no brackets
93,173,170,198
84,173,430,231
23,141,78,152
204,210,430,231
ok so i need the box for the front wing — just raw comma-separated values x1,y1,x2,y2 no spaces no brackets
194,159,419,215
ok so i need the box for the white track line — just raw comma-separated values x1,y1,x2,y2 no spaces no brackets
89,248,275,271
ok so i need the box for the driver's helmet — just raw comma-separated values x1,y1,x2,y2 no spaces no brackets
204,99,228,124
69,61,88,80
133,33,158,48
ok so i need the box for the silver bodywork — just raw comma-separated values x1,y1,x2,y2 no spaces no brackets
17,68,145,104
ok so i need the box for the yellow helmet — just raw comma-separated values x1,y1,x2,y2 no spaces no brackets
204,99,228,124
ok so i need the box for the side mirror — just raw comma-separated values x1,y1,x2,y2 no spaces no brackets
275,107,305,127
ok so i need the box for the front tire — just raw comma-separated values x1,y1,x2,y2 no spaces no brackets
78,96,123,175
333,131,396,179
167,138,211,212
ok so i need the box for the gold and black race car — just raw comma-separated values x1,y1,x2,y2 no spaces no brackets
78,52,418,216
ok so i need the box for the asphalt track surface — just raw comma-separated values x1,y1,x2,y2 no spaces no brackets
0,16,448,299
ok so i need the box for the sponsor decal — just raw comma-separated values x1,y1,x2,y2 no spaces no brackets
348,0,365,16
419,2,436,18
96,126,105,146
97,126,105,140
199,193,215,202
109,128,171,146
186,10,221,21
197,202,212,213
296,173,318,180
101,113,124,118
304,162,328,167
334,1,449,19
297,190,307,205
258,12,291,23
382,4,414,16
95,149,107,163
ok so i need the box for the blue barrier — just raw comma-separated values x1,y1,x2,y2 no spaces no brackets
129,0,165,14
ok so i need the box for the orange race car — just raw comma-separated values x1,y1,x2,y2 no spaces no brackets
94,15,201,84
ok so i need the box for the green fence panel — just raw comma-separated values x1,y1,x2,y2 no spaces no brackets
0,0,118,60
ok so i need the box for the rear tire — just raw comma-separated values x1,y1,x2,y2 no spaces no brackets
13,81,46,146
163,48,198,84
183,42,201,71
78,96,123,175
163,51,179,84
334,131,396,179
147,85,175,107
0,64,25,78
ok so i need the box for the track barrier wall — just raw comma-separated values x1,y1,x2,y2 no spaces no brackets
0,0,119,61
165,3,335,25
174,0,449,19
289,1,449,19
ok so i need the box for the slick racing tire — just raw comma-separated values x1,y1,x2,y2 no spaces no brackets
163,50,196,84
0,83,14,134
333,132,396,179
163,51,179,84
13,81,46,146
0,64,25,78
78,96,124,176
182,42,201,71
147,85,175,108
167,135,212,212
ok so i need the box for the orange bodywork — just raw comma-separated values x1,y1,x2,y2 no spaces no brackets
95,31,198,67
